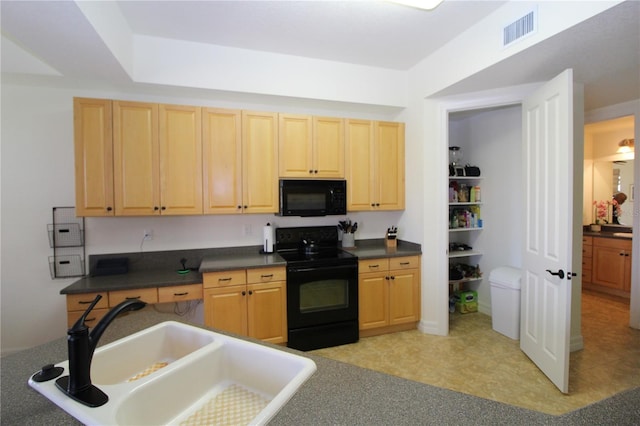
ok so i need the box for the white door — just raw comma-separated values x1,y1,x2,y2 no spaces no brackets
520,69,574,394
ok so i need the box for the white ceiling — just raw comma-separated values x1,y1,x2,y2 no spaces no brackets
1,1,639,111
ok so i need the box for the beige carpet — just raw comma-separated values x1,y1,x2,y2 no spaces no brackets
311,290,640,415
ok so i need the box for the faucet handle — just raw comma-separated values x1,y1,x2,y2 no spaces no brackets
70,294,102,333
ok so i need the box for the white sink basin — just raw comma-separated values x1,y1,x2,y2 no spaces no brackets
613,232,633,238
28,321,316,425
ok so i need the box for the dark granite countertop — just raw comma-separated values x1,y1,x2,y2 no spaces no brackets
60,269,204,294
342,238,422,260
199,252,286,272
4,309,639,425
62,240,421,295
583,231,633,240
583,224,633,241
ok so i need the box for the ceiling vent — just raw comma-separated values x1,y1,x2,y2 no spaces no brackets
503,8,537,48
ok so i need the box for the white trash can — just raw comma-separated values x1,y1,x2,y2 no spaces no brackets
489,266,522,340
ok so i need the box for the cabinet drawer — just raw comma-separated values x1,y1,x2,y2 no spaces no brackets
247,267,286,283
583,244,593,258
109,288,158,306
66,292,109,312
582,269,592,283
158,284,203,303
67,308,109,328
593,237,631,251
582,256,592,271
203,270,246,288
359,258,389,272
582,236,592,246
389,256,420,270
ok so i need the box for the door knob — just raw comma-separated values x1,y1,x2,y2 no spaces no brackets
546,269,565,279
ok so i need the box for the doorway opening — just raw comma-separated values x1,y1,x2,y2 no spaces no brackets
583,115,635,309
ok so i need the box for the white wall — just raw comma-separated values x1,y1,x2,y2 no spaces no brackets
585,99,640,329
0,82,404,354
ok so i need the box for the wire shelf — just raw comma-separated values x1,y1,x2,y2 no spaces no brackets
49,207,85,278
49,255,85,279
47,223,84,247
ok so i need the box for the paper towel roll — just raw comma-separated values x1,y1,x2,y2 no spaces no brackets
263,224,274,253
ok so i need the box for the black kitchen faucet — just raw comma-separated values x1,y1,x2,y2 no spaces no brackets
54,294,146,407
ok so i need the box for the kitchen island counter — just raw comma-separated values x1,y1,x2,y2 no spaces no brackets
3,308,639,425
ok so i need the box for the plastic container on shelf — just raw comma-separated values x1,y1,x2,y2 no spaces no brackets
489,266,522,340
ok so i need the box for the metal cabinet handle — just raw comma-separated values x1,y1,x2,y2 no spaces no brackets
125,296,141,300
261,274,273,278
173,292,188,296
219,277,232,282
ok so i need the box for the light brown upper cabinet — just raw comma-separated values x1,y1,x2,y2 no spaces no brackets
241,111,279,213
202,108,243,214
74,98,114,216
346,120,405,211
278,114,344,178
113,101,202,216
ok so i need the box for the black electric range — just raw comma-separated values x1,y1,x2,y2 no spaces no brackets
275,226,359,351
275,226,356,266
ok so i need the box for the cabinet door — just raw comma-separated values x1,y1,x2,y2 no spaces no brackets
314,116,345,178
279,114,313,177
346,119,374,211
375,121,405,210
389,269,420,325
592,245,626,290
358,272,389,330
624,250,632,292
108,288,158,306
247,281,287,343
204,286,248,335
203,108,243,214
242,111,279,213
113,101,160,215
157,284,203,303
74,98,114,216
159,104,203,215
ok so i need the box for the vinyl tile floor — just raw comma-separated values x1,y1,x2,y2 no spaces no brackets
310,290,640,415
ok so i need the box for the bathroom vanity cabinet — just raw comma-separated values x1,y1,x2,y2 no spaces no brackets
584,235,632,297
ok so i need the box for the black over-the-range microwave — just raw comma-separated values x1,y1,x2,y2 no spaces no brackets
278,179,347,217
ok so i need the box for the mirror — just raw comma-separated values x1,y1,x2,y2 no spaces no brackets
584,115,635,226
592,159,634,225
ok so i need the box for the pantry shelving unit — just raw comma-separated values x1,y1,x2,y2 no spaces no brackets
448,176,484,292
48,206,85,279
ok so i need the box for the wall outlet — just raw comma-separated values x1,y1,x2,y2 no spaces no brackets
243,224,252,236
143,229,153,241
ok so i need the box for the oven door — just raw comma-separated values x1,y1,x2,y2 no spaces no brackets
287,263,358,329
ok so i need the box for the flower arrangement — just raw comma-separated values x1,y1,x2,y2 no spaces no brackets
593,199,621,224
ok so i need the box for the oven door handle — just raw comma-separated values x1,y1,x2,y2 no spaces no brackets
288,264,356,274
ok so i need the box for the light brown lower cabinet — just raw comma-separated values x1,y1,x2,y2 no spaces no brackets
65,284,203,327
203,267,287,344
358,256,421,337
587,237,632,297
